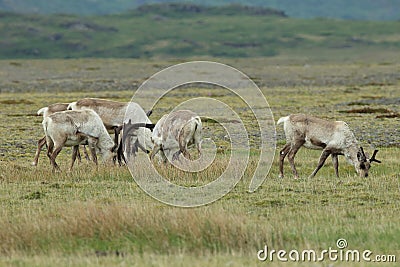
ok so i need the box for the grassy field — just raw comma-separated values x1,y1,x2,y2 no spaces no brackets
0,56,399,266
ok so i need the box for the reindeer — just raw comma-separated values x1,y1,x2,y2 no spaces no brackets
43,109,115,171
120,120,155,160
32,103,89,166
277,114,381,179
68,98,153,165
147,110,202,162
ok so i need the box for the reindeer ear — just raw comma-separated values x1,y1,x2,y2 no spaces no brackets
369,149,381,164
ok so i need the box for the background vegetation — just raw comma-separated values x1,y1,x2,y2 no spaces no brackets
1,3,400,59
1,0,399,20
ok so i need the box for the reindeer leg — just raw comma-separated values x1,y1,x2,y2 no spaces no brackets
112,126,122,165
115,138,122,165
287,141,305,179
88,137,98,166
196,141,202,158
50,144,63,172
172,152,180,161
75,134,87,163
117,141,126,166
91,148,98,166
76,146,82,163
82,145,90,161
193,130,202,158
126,135,134,160
179,141,191,160
70,145,79,171
309,149,331,178
150,144,161,160
331,153,339,177
113,126,120,149
113,143,119,165
136,141,148,154
279,143,291,178
178,135,191,160
115,139,120,165
183,150,191,160
32,136,47,166
160,148,168,163
46,138,54,163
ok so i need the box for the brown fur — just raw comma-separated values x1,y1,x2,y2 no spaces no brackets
289,114,336,131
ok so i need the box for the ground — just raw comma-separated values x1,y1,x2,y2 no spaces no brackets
0,56,399,266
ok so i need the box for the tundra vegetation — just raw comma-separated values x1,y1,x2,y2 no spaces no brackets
0,56,399,266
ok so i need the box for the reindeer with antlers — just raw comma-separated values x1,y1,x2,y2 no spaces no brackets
277,114,381,179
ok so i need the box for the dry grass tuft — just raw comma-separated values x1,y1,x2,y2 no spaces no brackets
0,200,269,256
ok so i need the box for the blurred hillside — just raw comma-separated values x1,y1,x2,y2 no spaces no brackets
0,0,399,20
1,3,399,59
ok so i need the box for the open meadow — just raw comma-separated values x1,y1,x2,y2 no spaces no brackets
0,56,399,266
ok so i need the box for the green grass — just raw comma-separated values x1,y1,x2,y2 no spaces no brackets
0,151,399,266
0,58,399,266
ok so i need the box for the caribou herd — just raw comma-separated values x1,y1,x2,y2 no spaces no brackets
34,98,380,178
35,98,203,171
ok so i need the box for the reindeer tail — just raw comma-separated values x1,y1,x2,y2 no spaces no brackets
37,107,48,116
277,116,289,125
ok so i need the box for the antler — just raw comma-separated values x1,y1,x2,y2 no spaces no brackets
121,120,155,158
357,146,367,162
123,121,155,137
369,149,381,164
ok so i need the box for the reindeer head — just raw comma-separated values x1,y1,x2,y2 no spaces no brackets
356,147,381,177
121,119,155,158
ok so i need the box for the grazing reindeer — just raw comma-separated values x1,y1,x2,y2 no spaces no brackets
68,98,153,165
277,114,381,179
149,110,202,162
33,103,89,166
43,109,115,171
120,120,155,161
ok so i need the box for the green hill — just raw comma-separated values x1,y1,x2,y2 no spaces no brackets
1,3,399,59
1,0,400,20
